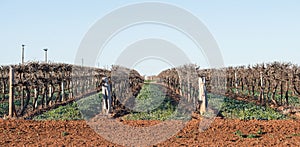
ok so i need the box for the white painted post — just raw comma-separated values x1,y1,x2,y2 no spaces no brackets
74,81,78,96
260,72,263,87
48,85,52,105
235,72,238,94
34,88,38,109
44,86,47,107
102,77,112,115
1,81,4,99
179,76,182,96
8,67,14,117
49,85,52,98
217,75,220,91
69,81,73,99
187,76,190,102
260,71,264,102
199,77,207,115
21,86,24,112
61,81,64,101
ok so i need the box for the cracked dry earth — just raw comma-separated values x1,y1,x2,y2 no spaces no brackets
1,116,300,146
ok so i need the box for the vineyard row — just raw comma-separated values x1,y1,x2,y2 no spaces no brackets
158,62,300,110
0,62,144,118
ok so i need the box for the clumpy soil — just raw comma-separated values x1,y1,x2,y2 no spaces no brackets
1,117,300,146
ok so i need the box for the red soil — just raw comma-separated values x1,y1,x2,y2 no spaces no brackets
1,117,300,146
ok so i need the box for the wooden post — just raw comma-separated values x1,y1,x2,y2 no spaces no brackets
68,81,72,99
44,86,48,107
49,85,52,100
9,67,14,117
1,82,5,100
234,72,238,94
217,75,220,91
34,88,38,109
73,79,79,96
260,72,263,87
179,76,182,96
187,76,190,102
21,86,24,112
41,87,45,108
61,81,64,101
260,71,264,104
81,79,84,94
199,77,207,115
0,82,2,100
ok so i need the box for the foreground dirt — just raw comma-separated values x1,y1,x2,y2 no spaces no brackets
1,117,300,147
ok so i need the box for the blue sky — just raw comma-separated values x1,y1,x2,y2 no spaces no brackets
1,1,299,75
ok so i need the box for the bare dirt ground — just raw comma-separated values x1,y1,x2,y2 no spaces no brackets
1,83,300,146
1,117,300,146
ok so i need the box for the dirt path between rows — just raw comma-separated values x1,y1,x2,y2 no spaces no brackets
1,117,300,146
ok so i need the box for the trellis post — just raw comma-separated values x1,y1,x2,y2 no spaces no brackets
34,88,38,109
21,86,24,113
8,66,15,117
187,76,190,102
179,76,182,96
199,77,207,115
235,71,238,94
61,81,64,101
44,86,48,107
0,82,2,100
48,85,52,105
260,71,264,104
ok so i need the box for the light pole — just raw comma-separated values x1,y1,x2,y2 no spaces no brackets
43,48,48,63
21,44,25,64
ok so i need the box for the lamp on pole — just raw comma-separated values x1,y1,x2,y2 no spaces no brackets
21,44,25,64
43,48,48,63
